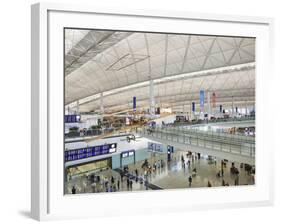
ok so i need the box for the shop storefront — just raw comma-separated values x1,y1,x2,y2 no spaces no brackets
66,158,112,178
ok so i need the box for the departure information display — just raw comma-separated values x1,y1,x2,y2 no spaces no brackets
65,115,81,123
65,143,117,162
148,142,164,153
121,150,135,158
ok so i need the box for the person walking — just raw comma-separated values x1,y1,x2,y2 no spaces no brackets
117,179,120,190
129,180,133,189
188,176,192,187
91,182,96,193
71,186,76,194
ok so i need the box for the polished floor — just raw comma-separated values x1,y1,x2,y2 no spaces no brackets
65,150,254,194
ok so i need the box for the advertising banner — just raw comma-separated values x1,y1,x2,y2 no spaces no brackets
200,90,205,111
192,102,195,112
212,92,216,108
133,96,136,112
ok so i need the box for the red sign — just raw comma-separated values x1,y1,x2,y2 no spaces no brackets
212,92,216,108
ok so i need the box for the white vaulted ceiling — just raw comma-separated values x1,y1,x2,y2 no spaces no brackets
64,29,255,113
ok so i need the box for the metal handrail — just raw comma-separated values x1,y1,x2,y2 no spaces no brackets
137,126,255,158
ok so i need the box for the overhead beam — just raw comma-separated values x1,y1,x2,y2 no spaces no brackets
65,31,132,76
78,87,255,109
69,63,255,106
81,94,255,113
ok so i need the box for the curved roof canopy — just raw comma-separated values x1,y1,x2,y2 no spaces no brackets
65,29,255,113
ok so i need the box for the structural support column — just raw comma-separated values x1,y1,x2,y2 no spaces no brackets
190,102,192,120
100,92,104,121
76,100,80,114
231,96,234,117
149,79,155,116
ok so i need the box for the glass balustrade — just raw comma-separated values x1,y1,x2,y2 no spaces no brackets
137,126,255,158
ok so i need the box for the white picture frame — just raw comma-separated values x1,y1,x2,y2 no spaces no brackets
31,2,274,221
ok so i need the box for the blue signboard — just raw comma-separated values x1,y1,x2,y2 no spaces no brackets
65,143,117,162
167,145,174,153
65,115,80,123
192,102,195,112
200,90,205,110
133,96,136,112
148,142,164,153
167,146,173,161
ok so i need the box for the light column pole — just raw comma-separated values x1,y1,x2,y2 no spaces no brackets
232,96,234,118
76,100,80,115
149,78,155,117
190,102,192,120
100,92,104,122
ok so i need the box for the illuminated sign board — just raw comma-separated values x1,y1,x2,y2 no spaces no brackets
167,145,174,153
65,143,117,162
148,142,164,153
65,115,81,123
121,150,135,158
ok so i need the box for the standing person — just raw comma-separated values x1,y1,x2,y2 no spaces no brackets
234,175,239,186
135,169,138,177
91,182,97,193
71,186,76,194
207,180,212,187
117,179,120,190
126,178,130,189
188,176,192,187
105,177,108,188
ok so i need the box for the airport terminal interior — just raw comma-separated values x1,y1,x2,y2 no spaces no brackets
64,29,255,194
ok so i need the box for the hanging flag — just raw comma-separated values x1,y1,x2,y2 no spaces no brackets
192,102,195,112
133,96,136,112
212,92,216,108
200,90,205,112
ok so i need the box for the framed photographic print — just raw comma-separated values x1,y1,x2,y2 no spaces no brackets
31,2,274,221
